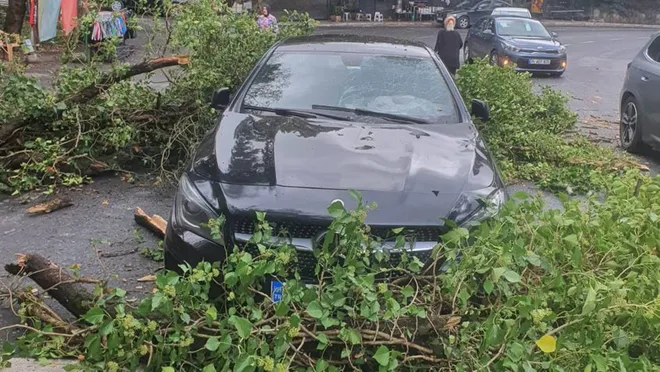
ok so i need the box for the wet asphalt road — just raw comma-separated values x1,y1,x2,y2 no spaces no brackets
1,25,658,338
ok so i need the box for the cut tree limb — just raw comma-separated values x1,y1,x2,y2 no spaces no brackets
66,55,190,105
5,254,97,319
134,207,168,239
26,197,74,215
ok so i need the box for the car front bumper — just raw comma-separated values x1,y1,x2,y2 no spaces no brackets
499,51,567,73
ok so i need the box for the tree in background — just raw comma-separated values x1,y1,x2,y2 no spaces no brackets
3,0,26,34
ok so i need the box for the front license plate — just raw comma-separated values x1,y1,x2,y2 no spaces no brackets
271,280,284,303
529,59,551,65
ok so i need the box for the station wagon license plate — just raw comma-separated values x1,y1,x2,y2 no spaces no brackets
529,59,551,65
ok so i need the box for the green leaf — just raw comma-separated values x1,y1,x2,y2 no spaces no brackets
373,345,391,366
591,355,607,371
203,364,217,372
392,227,404,234
205,337,221,351
83,308,105,325
503,270,521,283
317,333,329,345
151,292,165,311
563,234,579,246
327,200,346,218
483,279,494,294
233,353,252,372
162,368,175,372
206,305,218,321
401,285,414,298
316,359,329,371
229,316,253,339
492,267,506,282
99,320,115,336
306,300,324,319
581,287,597,315
218,334,232,353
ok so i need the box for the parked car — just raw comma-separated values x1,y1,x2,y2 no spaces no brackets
464,15,567,76
491,7,531,18
438,0,512,29
436,0,479,25
164,35,508,289
619,32,660,153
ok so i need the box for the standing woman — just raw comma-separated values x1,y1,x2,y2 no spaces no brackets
257,5,279,33
434,16,463,76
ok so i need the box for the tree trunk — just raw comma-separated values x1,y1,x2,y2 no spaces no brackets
5,254,98,319
3,0,27,35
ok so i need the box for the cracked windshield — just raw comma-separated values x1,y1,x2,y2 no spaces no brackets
243,51,459,123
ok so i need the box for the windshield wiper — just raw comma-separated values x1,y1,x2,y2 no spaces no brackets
311,104,429,124
243,105,351,121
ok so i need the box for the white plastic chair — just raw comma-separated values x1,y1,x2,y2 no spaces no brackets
343,12,351,21
374,12,384,22
365,13,372,21
356,13,364,21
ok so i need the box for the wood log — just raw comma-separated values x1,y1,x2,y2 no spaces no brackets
5,254,96,319
134,207,168,239
26,198,74,215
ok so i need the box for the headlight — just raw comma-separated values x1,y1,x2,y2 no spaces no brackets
450,188,507,227
559,45,566,53
502,42,520,53
172,174,220,242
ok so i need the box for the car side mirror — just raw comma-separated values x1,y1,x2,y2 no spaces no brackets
551,31,558,39
211,88,231,110
471,99,490,121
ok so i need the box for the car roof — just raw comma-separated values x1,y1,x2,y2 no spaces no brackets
275,34,432,58
492,7,530,11
491,14,539,21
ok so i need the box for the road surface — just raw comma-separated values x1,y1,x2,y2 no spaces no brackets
1,26,658,342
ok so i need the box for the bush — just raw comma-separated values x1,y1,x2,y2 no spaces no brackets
8,171,660,371
456,60,639,193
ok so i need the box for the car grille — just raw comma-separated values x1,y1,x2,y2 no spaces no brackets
232,218,446,241
520,49,560,54
233,217,447,282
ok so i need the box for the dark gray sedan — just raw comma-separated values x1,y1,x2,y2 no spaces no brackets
464,15,567,76
620,32,660,153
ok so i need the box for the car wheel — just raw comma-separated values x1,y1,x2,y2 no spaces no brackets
463,43,473,64
489,51,499,67
164,250,182,273
458,16,469,29
620,96,644,153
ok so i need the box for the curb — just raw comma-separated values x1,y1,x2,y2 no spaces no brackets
2,358,76,372
316,20,660,29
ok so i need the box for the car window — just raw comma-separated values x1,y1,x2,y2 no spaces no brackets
487,19,495,32
477,2,490,10
647,35,660,63
242,52,460,123
495,18,551,38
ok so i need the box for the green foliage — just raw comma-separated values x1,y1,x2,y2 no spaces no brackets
8,172,660,370
456,60,638,193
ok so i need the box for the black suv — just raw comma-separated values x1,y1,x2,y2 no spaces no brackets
437,0,511,29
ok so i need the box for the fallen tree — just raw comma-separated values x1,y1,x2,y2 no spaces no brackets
3,173,660,370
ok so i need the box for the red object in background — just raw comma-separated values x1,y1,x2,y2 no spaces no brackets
60,0,77,35
29,0,36,26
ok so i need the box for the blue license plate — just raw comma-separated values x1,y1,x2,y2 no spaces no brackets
271,281,284,303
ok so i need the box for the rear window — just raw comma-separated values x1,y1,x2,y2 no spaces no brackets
242,51,460,123
647,35,660,62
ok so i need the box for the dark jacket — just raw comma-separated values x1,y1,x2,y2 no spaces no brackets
434,29,463,72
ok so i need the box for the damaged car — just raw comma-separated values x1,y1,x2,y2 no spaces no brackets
164,35,507,286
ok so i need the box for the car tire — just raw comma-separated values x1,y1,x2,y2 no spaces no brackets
620,96,644,153
164,250,182,273
489,51,499,67
457,16,469,29
463,43,473,64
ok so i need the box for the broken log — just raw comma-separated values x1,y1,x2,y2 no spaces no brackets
5,254,96,319
134,207,167,239
26,197,73,215
67,55,190,105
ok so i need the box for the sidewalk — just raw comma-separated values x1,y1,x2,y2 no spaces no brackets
317,19,660,29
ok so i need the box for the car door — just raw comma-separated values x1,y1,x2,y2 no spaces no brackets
467,18,487,58
638,36,660,140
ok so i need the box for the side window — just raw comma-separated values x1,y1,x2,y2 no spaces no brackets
647,36,660,63
486,19,495,33
474,19,485,32
476,1,489,10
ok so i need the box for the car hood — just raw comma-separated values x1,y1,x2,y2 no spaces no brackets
191,112,501,225
501,36,561,51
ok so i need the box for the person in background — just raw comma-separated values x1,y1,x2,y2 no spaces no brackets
434,16,463,76
257,5,278,32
